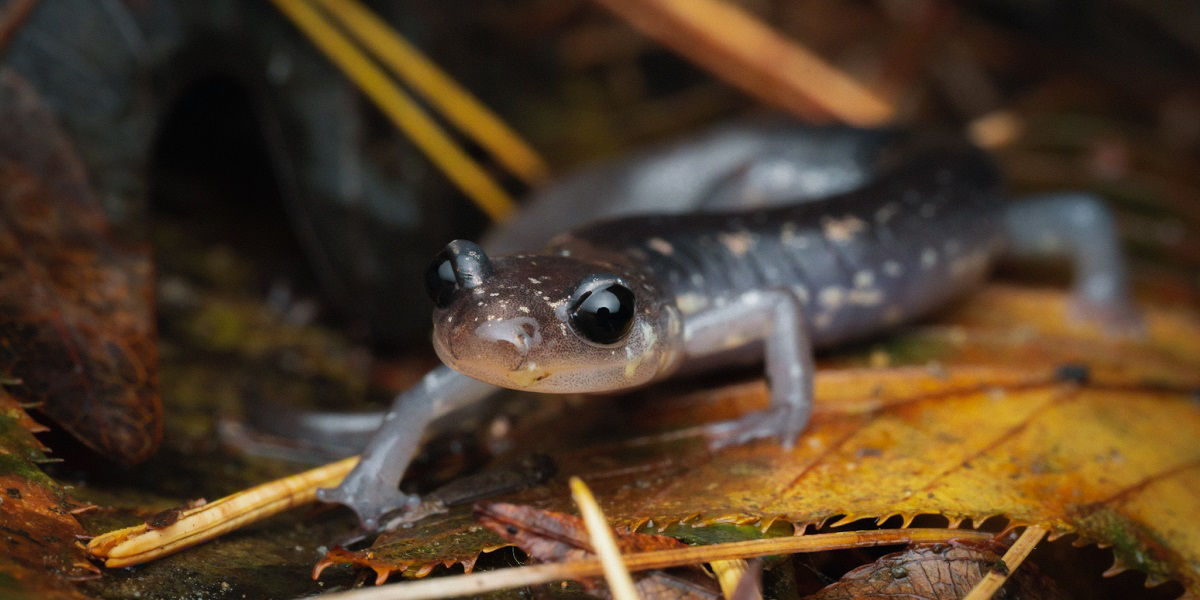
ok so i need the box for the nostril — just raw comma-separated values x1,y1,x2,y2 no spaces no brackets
508,329,539,357
473,317,542,370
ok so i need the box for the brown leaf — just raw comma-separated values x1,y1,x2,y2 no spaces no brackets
0,67,160,463
805,540,1067,600
476,501,720,599
0,388,95,598
476,501,690,560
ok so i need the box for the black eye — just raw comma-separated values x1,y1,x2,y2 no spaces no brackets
424,252,457,308
570,283,635,345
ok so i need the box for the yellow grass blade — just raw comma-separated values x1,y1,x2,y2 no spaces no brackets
591,0,894,126
268,0,517,221
313,0,548,187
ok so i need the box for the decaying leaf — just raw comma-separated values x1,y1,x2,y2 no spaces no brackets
806,540,1066,600
476,501,690,559
318,285,1200,593
0,67,160,464
476,501,721,599
0,388,95,599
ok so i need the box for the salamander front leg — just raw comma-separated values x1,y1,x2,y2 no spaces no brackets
317,365,496,530
685,289,816,450
1003,193,1143,335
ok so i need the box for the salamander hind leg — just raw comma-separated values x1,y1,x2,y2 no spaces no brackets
1003,193,1144,336
689,289,816,450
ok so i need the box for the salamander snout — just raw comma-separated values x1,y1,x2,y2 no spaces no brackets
432,295,557,388
472,317,542,370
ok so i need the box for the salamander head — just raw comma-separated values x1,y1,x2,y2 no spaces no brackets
423,240,680,392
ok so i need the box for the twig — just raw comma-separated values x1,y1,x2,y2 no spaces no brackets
312,0,548,187
88,456,358,567
570,476,640,600
317,528,992,600
590,0,894,126
267,0,518,221
962,525,1048,600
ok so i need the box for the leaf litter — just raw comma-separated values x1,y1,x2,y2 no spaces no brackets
316,285,1200,594
476,501,722,599
806,540,1067,600
0,387,95,599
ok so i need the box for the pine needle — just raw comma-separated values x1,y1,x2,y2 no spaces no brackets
962,525,1048,600
711,559,759,600
590,0,894,126
316,528,992,600
570,476,640,600
312,0,548,187
267,0,518,221
87,456,358,567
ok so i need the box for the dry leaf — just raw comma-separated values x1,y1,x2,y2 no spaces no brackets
476,501,720,600
0,67,160,464
0,388,95,598
806,540,1066,600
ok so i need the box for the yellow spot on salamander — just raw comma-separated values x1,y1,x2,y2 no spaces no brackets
875,202,900,224
822,215,866,243
818,287,844,309
640,321,657,351
847,288,883,306
717,231,754,256
647,237,674,255
507,367,551,386
676,293,708,314
921,248,938,269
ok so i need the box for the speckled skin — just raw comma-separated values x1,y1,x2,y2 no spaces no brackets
317,124,1138,530
558,142,1003,347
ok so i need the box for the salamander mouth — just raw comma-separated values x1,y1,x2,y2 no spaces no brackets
434,313,547,377
431,331,456,365
505,365,553,386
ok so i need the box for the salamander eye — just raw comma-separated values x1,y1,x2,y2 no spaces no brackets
569,283,635,345
424,240,494,308
424,251,457,308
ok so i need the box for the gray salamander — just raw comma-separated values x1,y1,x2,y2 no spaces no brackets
317,123,1140,530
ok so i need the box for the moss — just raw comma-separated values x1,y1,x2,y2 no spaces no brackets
0,414,52,485
1076,507,1176,584
656,521,769,545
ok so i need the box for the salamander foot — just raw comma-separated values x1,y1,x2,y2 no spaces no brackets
704,405,808,452
317,476,419,532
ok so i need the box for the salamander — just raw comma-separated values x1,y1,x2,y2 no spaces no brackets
317,123,1141,530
